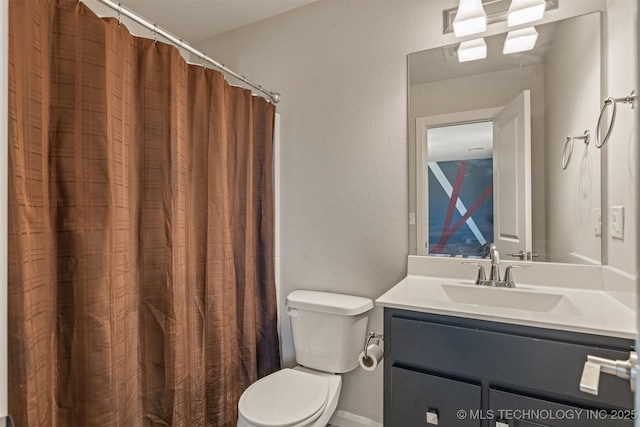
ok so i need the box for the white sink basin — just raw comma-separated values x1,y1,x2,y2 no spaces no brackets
433,284,581,315
376,258,637,339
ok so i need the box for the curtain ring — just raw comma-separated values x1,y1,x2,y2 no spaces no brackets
153,24,158,44
117,3,122,26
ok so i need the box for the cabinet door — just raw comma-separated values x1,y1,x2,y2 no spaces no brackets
387,366,481,427
490,389,634,427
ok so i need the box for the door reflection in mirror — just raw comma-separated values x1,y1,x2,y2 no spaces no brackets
426,121,494,258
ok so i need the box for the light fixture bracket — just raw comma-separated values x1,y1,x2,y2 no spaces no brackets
443,0,558,34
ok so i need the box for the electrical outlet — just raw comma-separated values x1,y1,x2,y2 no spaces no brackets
610,206,624,240
593,208,601,236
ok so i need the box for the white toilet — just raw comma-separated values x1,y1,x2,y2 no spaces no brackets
237,290,373,427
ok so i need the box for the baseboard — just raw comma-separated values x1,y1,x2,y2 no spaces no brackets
328,410,383,427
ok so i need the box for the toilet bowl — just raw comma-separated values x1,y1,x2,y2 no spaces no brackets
237,367,341,427
236,290,373,427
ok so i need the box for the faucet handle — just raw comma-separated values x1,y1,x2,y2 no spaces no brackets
503,264,531,288
461,262,486,285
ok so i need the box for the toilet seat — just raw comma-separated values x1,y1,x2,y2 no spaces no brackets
238,368,329,427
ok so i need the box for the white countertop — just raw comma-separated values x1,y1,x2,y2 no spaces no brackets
376,273,636,340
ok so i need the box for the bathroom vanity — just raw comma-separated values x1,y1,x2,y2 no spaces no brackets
383,308,633,426
377,257,637,427
395,3,639,424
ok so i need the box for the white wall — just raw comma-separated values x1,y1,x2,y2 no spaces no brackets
544,13,602,264
194,0,617,422
1,0,8,423
605,0,638,274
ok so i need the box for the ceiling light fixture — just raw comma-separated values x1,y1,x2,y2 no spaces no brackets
443,1,558,35
507,0,546,27
453,0,487,37
503,27,539,54
458,38,488,62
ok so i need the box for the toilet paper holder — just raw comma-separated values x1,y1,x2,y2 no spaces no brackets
364,331,383,359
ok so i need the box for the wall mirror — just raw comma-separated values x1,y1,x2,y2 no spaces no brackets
408,12,603,265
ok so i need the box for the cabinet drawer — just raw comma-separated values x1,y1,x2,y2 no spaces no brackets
490,389,634,427
387,366,481,427
389,316,633,408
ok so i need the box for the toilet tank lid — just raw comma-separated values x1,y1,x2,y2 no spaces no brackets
286,290,373,316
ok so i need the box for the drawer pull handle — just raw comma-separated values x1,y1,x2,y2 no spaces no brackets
426,409,439,425
580,351,637,395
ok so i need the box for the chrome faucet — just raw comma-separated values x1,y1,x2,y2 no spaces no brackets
461,243,531,288
488,243,501,282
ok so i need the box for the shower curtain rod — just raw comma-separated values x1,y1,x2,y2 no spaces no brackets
84,0,281,104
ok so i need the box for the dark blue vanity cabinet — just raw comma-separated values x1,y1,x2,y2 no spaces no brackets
384,308,635,427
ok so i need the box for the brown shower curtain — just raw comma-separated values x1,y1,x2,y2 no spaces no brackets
7,0,280,425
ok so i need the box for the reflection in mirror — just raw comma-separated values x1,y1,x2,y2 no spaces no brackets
409,12,602,265
427,121,494,259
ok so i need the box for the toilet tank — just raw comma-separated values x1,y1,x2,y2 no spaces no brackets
286,290,373,373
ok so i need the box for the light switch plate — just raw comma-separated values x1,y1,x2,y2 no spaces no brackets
611,206,624,240
593,208,601,236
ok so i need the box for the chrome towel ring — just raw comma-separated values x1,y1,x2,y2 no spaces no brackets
595,89,636,148
562,130,590,170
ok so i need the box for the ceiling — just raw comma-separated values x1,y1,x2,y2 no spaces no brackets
117,0,318,44
428,121,493,162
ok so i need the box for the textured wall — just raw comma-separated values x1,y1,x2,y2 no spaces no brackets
605,0,638,273
193,0,632,422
